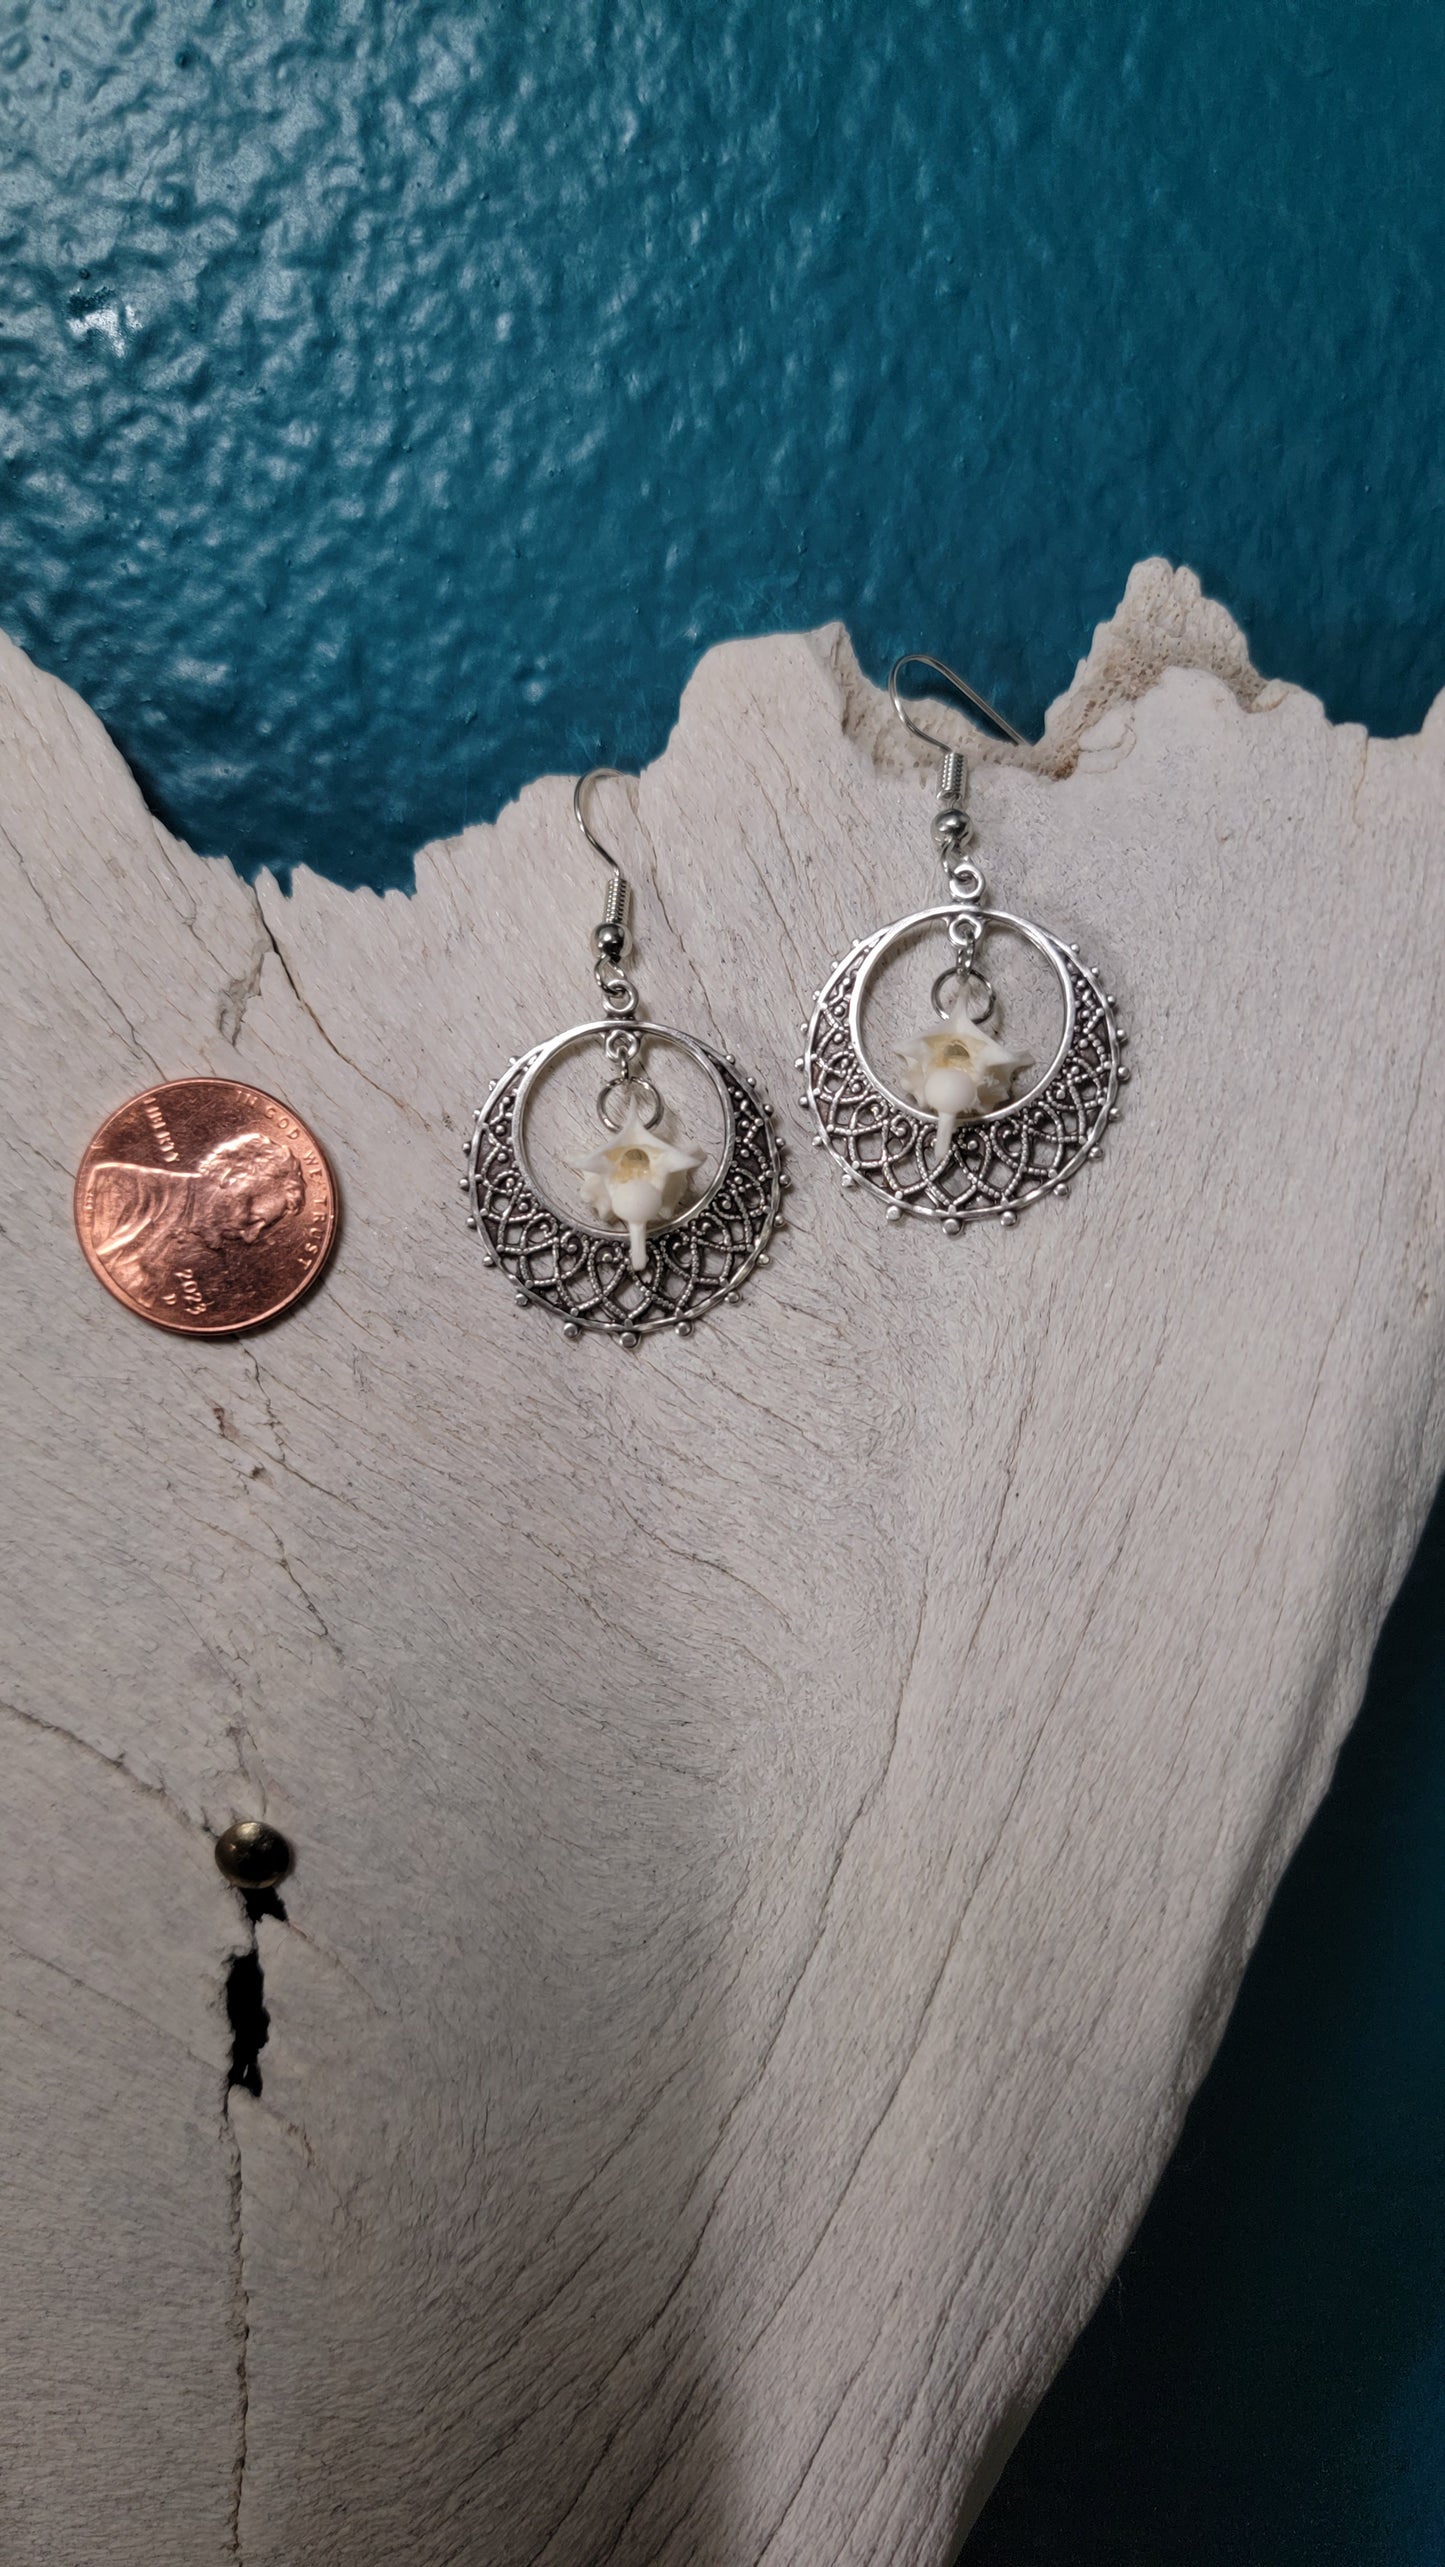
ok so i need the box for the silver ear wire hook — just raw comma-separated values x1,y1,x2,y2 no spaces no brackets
575,765,633,952
888,653,1024,760
889,653,1024,896
574,766,637,1015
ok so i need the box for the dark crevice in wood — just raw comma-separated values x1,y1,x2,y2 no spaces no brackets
225,1888,285,2095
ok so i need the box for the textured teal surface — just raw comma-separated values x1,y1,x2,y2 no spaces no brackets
4,2,1445,2556
2,0,1445,883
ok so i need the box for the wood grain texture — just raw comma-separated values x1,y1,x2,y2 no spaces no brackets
2,562,1442,2565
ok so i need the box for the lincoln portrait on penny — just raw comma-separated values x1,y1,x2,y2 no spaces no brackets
88,1131,306,1301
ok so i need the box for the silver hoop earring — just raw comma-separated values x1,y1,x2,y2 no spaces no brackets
465,770,785,1346
801,654,1127,1232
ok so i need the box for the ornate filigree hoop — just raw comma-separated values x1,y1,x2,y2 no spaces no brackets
803,905,1127,1226
467,1021,784,1342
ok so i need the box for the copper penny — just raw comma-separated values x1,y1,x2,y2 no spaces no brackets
73,1078,338,1335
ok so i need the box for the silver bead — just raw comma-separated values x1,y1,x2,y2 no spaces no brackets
1052,1182,1069,1199
619,1330,640,1350
885,1205,902,1224
1118,1066,1132,1084
1000,1209,1018,1228
459,1177,469,1191
515,1290,529,1306
481,1253,497,1268
465,1214,478,1229
812,1134,826,1149
943,1217,961,1236
841,1172,858,1190
1116,1029,1129,1046
930,805,973,850
1088,1146,1103,1161
725,1289,742,1304
563,1323,582,1342
757,1252,771,1267
1108,1106,1121,1122
677,1321,693,1338
794,1058,806,1072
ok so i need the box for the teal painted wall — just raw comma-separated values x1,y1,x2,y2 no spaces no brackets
3,3,1442,2555
3,0,1444,884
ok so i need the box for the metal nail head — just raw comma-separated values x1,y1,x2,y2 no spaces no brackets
215,1819,293,1891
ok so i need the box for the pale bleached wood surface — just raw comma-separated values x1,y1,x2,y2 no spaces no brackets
2,563,1443,2565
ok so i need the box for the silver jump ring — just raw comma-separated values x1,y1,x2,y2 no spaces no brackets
604,1024,642,1069
946,860,985,904
597,1075,662,1132
931,965,996,1024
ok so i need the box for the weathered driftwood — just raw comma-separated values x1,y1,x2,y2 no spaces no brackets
1,563,1442,2564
